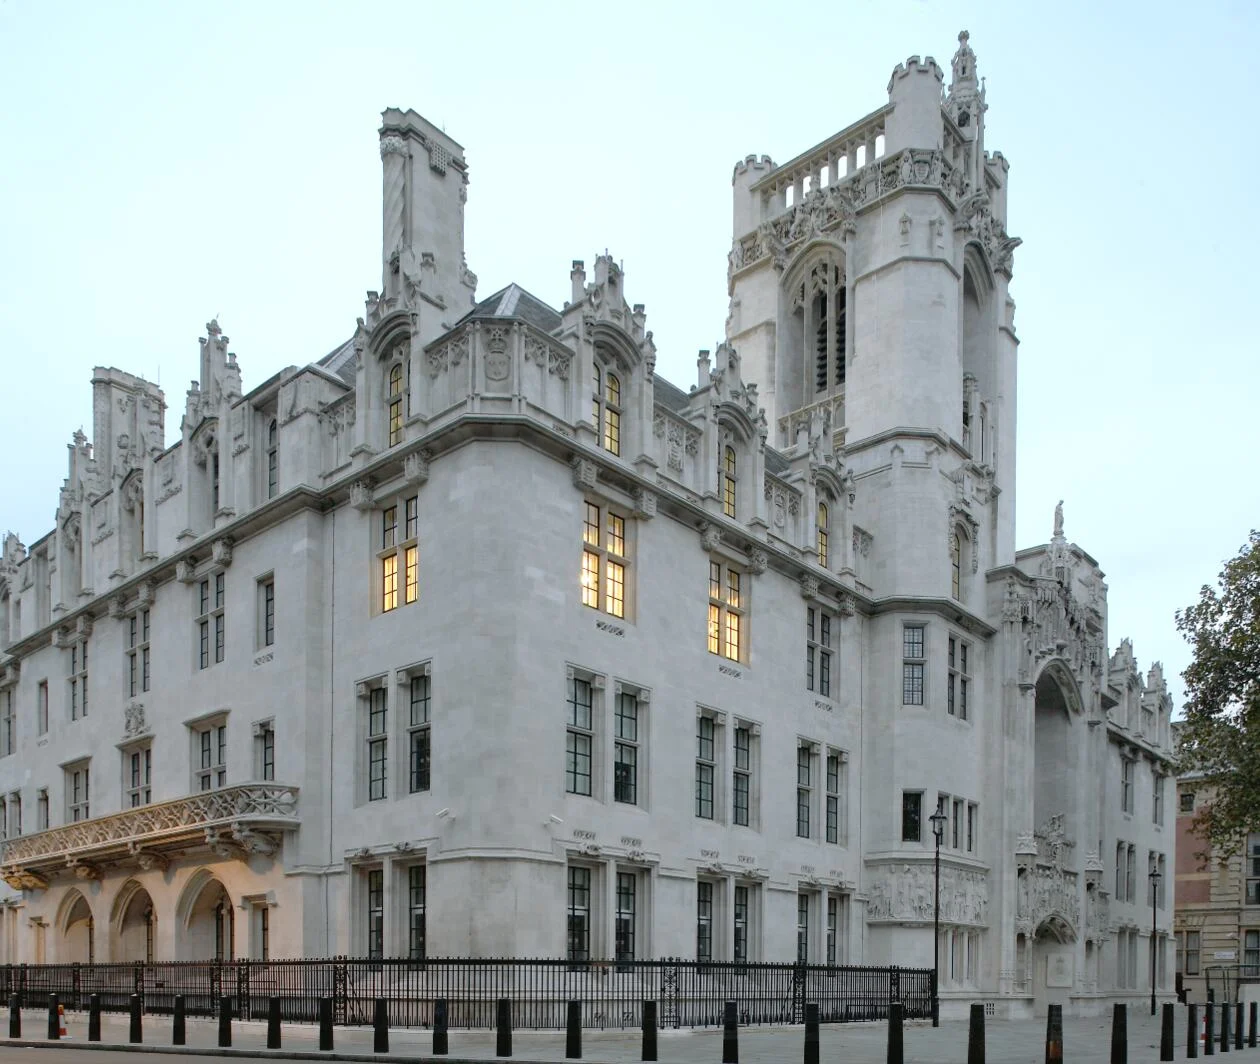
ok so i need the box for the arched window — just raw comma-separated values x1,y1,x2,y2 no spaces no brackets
817,502,830,568
593,364,622,456
388,364,405,447
266,418,278,499
721,446,737,518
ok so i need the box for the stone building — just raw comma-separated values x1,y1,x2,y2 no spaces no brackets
0,33,1175,1016
1173,775,1260,1002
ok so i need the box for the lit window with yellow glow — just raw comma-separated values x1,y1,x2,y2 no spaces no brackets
388,364,405,447
379,495,420,613
579,500,630,619
817,502,829,568
708,560,744,661
721,446,737,518
592,362,622,457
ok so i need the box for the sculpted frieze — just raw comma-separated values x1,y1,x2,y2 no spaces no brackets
865,864,989,927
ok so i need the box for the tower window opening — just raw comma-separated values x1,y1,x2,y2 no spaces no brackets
814,293,828,393
785,186,795,209
874,134,886,159
835,285,847,386
855,145,866,169
819,169,830,189
802,175,812,195
837,157,848,179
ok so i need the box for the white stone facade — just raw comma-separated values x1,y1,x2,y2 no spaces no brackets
0,37,1175,1017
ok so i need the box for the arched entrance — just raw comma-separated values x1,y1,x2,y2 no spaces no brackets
1033,665,1077,829
111,881,156,963
59,890,94,964
177,873,235,961
1031,916,1077,1009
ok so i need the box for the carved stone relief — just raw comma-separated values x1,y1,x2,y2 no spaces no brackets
865,864,989,926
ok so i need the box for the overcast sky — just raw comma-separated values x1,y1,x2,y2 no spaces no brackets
2,0,1256,707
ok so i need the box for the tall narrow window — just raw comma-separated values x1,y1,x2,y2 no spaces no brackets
195,723,228,791
806,608,832,697
67,763,90,822
708,561,744,661
256,720,275,781
902,790,923,842
366,869,384,959
127,609,151,697
127,746,152,807
733,726,751,827
733,884,749,962
380,497,420,612
902,624,925,705
593,365,622,456
580,502,629,619
211,452,220,514
826,896,839,965
966,802,977,853
797,893,810,963
388,364,405,447
566,677,593,796
614,692,639,805
69,639,89,719
615,871,636,965
1152,773,1164,825
567,866,591,964
816,502,829,567
260,579,275,648
37,788,48,831
408,866,427,960
697,881,713,961
1121,758,1134,814
367,688,387,801
37,680,48,736
197,575,225,668
796,744,812,838
266,418,278,498
0,689,12,757
950,532,962,600
721,446,737,518
408,674,431,794
826,751,844,845
1247,834,1260,905
695,716,715,819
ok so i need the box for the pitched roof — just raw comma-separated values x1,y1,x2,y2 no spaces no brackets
460,283,563,334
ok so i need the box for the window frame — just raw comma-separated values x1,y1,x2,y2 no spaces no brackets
191,718,228,792
1120,757,1134,815
407,670,432,795
901,790,923,843
69,637,90,719
580,500,631,620
947,634,970,720
65,760,91,823
196,573,226,670
806,607,834,698
126,608,152,697
826,749,846,846
265,416,278,499
254,719,276,781
387,362,407,448
592,363,622,457
796,742,815,839
902,624,925,706
567,864,594,965
378,495,420,614
566,674,596,798
816,501,829,568
720,445,737,518
613,689,640,806
695,714,717,819
732,722,758,829
707,560,746,663
124,742,152,808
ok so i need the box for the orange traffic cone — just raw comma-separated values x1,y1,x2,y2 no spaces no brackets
57,1003,67,1038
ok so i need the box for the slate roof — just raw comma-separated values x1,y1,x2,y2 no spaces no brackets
317,337,357,385
459,284,563,334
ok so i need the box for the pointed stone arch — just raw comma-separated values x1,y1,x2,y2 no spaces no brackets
56,887,95,964
109,878,157,963
175,870,235,961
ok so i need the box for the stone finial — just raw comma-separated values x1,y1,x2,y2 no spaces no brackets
570,260,586,306
951,30,978,90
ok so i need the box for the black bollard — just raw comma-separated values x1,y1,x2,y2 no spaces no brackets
1207,1002,1215,1056
1235,1002,1244,1050
565,999,581,1059
88,994,101,1042
173,995,186,1046
318,997,334,1052
804,1002,819,1064
8,993,20,1038
641,1000,658,1062
267,997,282,1050
496,997,512,1058
1188,1002,1199,1058
1160,1001,1174,1061
1045,1002,1063,1064
218,996,232,1048
1110,1001,1127,1064
433,997,449,1056
968,1002,986,1064
129,993,142,1043
47,993,59,1040
373,998,389,1054
887,1001,904,1064
1249,1001,1257,1048
1222,1001,1231,1054
722,999,739,1064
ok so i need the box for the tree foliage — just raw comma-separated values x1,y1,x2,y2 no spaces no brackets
1176,530,1260,859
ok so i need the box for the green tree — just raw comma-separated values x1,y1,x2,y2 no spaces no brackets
1176,530,1260,859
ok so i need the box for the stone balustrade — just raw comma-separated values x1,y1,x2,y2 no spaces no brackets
0,783,298,887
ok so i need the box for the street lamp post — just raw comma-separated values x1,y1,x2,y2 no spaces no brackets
1149,868,1162,1016
930,808,948,1028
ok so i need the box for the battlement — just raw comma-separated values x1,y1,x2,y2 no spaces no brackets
886,55,944,95
732,154,776,183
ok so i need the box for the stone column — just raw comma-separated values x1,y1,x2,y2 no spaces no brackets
380,135,409,290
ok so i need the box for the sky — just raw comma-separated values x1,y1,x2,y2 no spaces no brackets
1,0,1257,708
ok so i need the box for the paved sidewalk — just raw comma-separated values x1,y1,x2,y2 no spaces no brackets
2,1004,1239,1062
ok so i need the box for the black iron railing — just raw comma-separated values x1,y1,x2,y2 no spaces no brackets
0,958,931,1029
